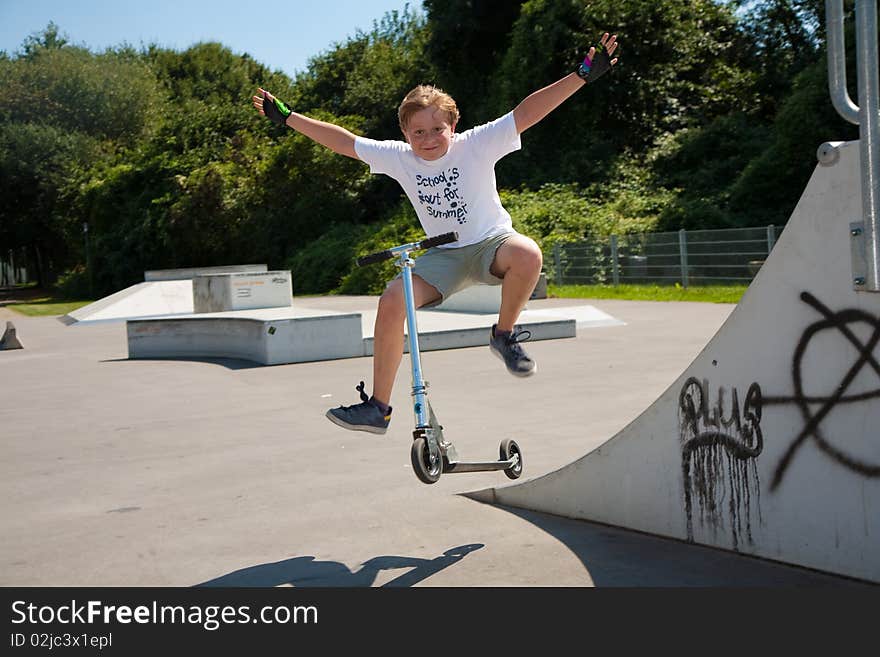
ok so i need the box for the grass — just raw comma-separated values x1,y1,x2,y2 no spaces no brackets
5,297,94,316
548,283,748,304
0,286,94,317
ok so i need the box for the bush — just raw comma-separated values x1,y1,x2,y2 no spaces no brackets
286,222,370,294
502,176,667,252
336,203,423,294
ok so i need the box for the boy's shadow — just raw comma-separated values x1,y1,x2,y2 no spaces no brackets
196,544,484,587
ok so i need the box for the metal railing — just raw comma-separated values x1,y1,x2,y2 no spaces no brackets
550,225,783,287
826,0,879,292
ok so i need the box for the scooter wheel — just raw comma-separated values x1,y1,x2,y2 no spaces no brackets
500,439,523,480
411,437,442,484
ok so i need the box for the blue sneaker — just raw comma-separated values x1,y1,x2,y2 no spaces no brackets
489,324,537,377
326,381,392,435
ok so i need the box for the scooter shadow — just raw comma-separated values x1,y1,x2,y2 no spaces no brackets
195,544,484,588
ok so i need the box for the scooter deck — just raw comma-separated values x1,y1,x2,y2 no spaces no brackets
443,456,520,474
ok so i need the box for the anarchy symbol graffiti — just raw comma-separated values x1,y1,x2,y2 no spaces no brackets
766,291,880,490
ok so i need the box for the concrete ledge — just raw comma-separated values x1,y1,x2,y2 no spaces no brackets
363,318,575,356
145,264,267,282
127,313,363,365
124,304,590,365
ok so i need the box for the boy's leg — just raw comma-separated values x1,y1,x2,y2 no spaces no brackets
490,234,543,331
488,234,543,377
326,274,440,434
371,275,441,406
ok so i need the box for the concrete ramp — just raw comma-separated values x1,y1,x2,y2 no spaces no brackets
60,265,270,325
470,140,880,583
60,279,194,325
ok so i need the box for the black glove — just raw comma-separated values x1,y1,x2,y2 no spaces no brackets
576,43,614,84
262,90,293,126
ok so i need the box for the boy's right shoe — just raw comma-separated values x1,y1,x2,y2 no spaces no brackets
325,381,392,435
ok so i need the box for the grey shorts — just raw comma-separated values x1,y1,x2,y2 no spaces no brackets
396,231,515,308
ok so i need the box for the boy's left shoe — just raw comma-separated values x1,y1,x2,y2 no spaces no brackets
490,324,537,377
325,382,392,434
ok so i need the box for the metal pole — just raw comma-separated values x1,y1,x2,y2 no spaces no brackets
827,0,860,125
767,224,777,254
679,229,689,288
400,254,429,429
826,0,880,292
84,222,94,297
611,234,620,286
553,243,563,285
855,0,879,291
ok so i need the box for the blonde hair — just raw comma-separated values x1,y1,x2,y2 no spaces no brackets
398,85,460,132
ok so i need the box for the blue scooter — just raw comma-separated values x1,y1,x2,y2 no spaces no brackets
357,232,523,484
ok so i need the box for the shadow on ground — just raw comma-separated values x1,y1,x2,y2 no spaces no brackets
101,356,264,370
196,544,484,587
460,497,878,588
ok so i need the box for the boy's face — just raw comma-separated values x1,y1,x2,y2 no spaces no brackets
402,106,456,161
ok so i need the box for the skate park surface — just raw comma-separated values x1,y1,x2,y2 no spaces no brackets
1,294,874,587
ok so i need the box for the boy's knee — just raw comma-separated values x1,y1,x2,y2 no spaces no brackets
377,283,406,316
514,241,543,274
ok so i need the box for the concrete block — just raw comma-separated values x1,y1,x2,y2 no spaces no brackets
530,272,548,299
193,271,292,313
0,321,23,350
263,315,364,364
127,312,363,365
434,273,547,313
434,284,504,313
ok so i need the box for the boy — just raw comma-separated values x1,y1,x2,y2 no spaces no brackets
253,33,619,434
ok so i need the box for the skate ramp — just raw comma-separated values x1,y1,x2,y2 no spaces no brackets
470,140,880,583
60,279,194,325
60,265,270,325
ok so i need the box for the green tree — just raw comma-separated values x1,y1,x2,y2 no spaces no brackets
293,6,430,139
422,0,524,124
489,0,753,188
0,26,165,284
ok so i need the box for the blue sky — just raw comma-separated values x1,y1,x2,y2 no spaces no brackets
0,0,421,77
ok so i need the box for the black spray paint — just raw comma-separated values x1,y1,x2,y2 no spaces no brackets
679,377,763,550
764,291,880,490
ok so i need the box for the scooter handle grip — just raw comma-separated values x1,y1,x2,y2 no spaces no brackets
356,249,394,267
420,231,459,249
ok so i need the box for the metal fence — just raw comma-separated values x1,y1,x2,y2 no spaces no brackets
550,225,783,287
1,249,29,287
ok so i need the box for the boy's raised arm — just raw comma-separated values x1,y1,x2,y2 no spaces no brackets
512,32,618,134
253,88,360,160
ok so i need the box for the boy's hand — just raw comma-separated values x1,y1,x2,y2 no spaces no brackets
576,33,619,83
252,88,293,126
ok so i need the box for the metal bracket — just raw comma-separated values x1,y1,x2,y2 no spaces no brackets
851,221,868,290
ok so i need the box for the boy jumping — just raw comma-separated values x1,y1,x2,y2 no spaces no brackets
253,32,619,434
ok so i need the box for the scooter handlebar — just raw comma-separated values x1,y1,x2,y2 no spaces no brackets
419,231,459,249
356,249,394,267
356,231,459,267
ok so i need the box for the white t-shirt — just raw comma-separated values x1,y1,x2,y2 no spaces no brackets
354,111,521,247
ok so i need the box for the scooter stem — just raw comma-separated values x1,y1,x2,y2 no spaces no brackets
397,252,430,429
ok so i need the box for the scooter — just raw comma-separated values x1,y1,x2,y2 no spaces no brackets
357,231,523,484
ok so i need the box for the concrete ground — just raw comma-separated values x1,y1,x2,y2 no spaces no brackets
0,297,874,587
